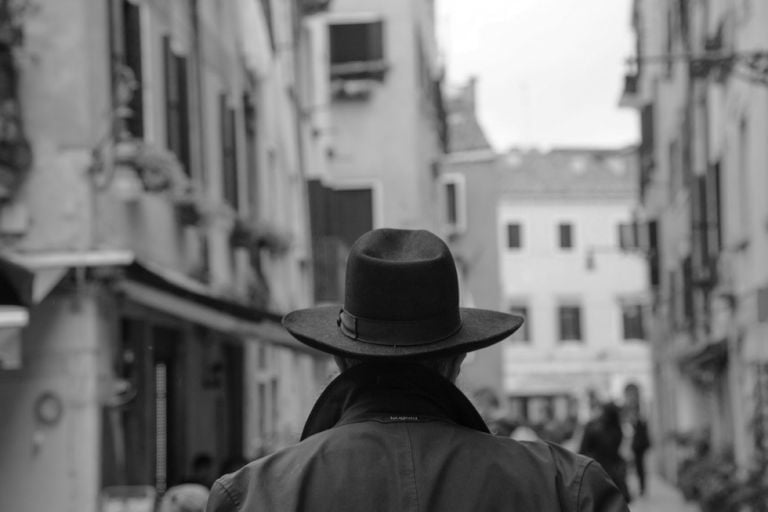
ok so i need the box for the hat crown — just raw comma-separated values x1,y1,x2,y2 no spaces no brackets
344,229,459,322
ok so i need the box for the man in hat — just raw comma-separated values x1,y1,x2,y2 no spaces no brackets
206,228,628,511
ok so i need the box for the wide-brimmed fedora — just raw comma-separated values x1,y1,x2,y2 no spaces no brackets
283,228,524,359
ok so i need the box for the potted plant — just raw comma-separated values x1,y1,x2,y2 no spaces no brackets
115,140,190,194
229,218,291,256
0,0,36,200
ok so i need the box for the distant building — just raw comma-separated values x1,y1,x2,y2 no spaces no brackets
305,0,448,302
441,78,505,396
498,148,652,425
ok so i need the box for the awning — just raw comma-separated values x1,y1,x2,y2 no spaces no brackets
0,257,33,369
0,249,134,304
119,261,321,355
0,255,34,306
0,250,321,356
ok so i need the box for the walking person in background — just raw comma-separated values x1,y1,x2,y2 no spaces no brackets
579,402,632,503
206,228,628,511
630,410,651,496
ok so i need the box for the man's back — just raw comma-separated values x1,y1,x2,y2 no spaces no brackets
206,364,626,512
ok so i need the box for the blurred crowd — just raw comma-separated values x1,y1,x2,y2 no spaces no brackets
479,392,651,505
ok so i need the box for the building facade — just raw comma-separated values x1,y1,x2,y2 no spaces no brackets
498,149,652,427
305,0,448,302
0,1,332,510
440,78,506,397
625,0,768,483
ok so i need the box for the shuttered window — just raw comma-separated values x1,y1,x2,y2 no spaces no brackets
622,304,645,340
163,36,191,174
220,94,239,211
559,223,573,249
111,0,144,138
507,223,522,249
329,20,387,80
558,305,582,342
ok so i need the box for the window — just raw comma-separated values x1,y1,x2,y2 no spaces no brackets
441,173,465,234
220,94,239,210
446,183,457,224
558,305,582,342
507,223,522,249
243,92,259,212
508,305,530,343
621,304,646,341
329,20,387,81
705,162,722,256
618,222,639,250
163,36,191,174
109,0,144,138
647,220,660,287
558,223,573,249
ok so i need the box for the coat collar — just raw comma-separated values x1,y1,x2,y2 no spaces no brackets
301,362,490,440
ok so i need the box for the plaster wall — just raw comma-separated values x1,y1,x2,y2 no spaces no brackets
0,288,107,512
326,0,441,231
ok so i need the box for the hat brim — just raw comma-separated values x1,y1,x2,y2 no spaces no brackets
282,305,524,359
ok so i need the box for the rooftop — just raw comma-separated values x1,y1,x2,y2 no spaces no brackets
500,147,638,198
445,78,494,154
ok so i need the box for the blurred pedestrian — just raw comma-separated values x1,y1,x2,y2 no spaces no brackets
206,228,628,512
630,411,651,496
579,402,632,503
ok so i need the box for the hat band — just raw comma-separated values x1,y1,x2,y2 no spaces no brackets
337,309,463,347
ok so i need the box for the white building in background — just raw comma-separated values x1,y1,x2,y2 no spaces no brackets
499,148,652,425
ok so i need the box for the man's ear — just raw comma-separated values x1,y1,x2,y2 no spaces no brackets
447,353,467,382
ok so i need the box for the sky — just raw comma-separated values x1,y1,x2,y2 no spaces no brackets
436,0,639,151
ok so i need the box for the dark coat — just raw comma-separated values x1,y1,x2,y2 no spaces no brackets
206,363,628,512
579,417,630,503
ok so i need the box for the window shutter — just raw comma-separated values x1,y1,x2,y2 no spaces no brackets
220,94,238,211
706,162,723,257
175,55,190,174
367,20,384,61
507,224,521,249
163,37,180,157
691,175,709,284
618,223,636,251
648,220,660,287
758,286,768,323
445,182,457,225
559,223,573,249
243,92,259,211
122,0,143,138
558,306,582,341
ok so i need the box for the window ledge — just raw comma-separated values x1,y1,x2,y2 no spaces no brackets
330,60,390,81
